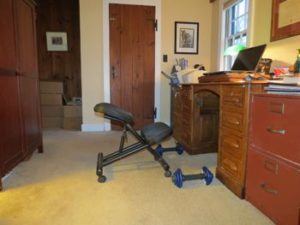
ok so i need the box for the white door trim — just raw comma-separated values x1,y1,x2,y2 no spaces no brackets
103,0,161,131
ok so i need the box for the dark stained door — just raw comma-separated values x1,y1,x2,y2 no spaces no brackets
109,4,155,129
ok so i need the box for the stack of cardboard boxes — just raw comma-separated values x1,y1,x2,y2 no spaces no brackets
40,81,82,130
40,81,64,128
63,104,82,130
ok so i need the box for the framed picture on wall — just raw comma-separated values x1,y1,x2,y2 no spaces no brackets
46,32,68,51
174,21,199,54
271,0,300,41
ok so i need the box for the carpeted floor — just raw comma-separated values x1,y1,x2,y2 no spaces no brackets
0,129,274,225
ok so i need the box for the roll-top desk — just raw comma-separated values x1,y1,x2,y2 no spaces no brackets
173,81,266,198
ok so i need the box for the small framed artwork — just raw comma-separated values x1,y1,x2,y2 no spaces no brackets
175,22,199,54
46,32,68,51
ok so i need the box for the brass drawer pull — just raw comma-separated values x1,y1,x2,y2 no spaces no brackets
231,97,240,103
225,97,241,103
224,139,239,149
266,127,286,135
260,183,278,195
227,118,240,125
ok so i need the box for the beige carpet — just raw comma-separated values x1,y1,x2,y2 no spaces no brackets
0,129,274,225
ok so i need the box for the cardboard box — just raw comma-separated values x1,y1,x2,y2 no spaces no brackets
41,93,63,105
40,81,63,94
63,105,82,118
63,117,82,130
42,117,63,128
41,106,64,117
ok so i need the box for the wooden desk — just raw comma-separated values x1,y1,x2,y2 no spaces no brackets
173,81,266,198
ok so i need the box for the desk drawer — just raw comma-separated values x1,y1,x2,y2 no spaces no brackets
246,148,300,225
222,111,244,133
250,95,300,164
220,128,244,159
222,85,245,108
220,150,243,180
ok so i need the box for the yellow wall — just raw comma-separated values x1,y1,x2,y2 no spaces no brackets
79,0,213,129
251,0,300,68
161,0,213,123
80,0,105,130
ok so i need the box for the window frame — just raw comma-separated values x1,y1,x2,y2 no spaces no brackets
221,0,250,70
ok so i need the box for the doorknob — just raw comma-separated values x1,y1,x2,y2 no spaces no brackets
111,66,116,79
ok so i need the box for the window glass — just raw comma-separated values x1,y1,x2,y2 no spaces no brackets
223,0,248,70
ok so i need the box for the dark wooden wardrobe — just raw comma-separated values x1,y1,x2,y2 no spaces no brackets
0,0,43,190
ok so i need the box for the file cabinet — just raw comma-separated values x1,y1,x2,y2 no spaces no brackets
246,94,300,225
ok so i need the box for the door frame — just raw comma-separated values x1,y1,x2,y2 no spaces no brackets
103,0,161,131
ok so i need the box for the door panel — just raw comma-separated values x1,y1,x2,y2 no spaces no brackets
19,76,42,157
0,75,23,175
109,4,155,129
15,0,38,78
0,0,17,73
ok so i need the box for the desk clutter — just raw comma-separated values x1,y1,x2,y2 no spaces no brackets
264,83,300,95
40,81,82,130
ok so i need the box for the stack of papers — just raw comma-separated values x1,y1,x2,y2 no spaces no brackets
265,83,300,95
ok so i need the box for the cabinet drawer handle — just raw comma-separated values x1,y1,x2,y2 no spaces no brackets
227,118,240,125
224,139,239,149
225,97,241,103
260,183,278,195
266,127,286,135
231,97,240,103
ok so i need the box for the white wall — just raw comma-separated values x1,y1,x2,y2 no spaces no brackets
79,0,105,131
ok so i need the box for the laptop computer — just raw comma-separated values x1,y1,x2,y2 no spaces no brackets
203,44,267,76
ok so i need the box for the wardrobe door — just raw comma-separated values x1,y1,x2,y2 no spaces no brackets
19,77,42,156
0,0,17,73
15,0,42,156
0,76,23,176
15,0,38,78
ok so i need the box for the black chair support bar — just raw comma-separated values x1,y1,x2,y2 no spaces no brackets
94,102,172,183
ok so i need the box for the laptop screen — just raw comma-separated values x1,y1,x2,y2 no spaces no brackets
231,44,266,71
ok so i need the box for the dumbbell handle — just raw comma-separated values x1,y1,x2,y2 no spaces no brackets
182,173,205,181
161,147,176,152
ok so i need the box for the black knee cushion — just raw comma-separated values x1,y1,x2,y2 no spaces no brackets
94,103,134,124
141,122,172,145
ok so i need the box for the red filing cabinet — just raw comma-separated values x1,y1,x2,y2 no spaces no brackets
246,94,300,225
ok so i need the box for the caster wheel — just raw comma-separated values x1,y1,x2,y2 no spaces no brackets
98,176,107,183
164,170,172,177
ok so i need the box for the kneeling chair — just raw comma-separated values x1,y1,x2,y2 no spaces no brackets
94,103,172,183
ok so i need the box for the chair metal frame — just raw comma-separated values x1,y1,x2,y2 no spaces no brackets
96,114,171,183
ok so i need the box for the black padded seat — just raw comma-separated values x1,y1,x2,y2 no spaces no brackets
141,122,172,145
94,103,134,124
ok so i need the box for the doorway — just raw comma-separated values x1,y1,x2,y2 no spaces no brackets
109,4,155,129
103,0,162,131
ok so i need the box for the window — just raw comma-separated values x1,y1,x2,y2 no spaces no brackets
223,0,249,70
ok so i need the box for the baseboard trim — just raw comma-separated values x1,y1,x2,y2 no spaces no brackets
81,123,104,132
81,122,111,132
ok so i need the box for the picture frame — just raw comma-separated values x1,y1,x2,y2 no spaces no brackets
46,32,68,51
271,0,300,41
174,22,199,54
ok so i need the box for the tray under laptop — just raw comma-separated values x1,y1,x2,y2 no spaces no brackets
203,70,253,76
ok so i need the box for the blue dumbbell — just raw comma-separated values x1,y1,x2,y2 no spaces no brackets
172,167,214,188
156,143,184,156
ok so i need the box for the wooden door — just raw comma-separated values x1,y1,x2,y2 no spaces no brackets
0,76,23,176
15,0,43,155
109,4,155,129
